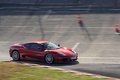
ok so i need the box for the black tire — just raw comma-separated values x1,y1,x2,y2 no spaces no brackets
45,54,54,64
12,51,20,61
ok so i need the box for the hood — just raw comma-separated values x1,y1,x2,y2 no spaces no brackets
49,47,76,56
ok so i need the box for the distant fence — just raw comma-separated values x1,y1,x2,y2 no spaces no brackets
0,0,120,7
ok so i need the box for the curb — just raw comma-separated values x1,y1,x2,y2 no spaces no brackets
3,61,119,80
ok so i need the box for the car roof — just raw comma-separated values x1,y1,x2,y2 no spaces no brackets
30,40,48,44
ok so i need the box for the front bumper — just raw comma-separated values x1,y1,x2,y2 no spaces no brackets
55,56,78,63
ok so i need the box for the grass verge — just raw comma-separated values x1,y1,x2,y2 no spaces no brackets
0,62,109,80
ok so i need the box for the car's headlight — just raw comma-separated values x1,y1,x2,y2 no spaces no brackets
57,52,66,56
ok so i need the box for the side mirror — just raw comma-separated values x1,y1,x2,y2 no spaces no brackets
58,44,60,47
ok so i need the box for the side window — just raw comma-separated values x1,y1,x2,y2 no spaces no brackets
30,44,37,50
25,43,43,51
24,43,43,51
24,43,30,48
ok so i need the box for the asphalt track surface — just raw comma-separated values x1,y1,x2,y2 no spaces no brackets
1,2,120,79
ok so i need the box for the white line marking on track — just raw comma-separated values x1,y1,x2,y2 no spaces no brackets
72,43,80,50
79,43,119,44
78,57,120,59
43,10,52,21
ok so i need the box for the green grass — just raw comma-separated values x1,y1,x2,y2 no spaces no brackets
0,62,109,80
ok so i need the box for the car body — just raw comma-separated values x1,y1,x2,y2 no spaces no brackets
9,40,78,64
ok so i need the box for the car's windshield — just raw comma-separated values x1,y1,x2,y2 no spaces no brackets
43,42,60,50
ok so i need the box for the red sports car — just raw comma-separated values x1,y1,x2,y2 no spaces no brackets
9,40,78,64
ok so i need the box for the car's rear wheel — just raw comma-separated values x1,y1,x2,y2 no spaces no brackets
12,51,20,61
45,54,54,64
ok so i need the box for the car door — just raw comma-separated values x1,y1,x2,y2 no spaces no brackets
24,43,44,61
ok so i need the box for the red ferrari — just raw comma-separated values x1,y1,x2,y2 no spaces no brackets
9,40,78,64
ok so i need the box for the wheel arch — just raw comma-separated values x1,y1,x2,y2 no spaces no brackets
10,49,18,57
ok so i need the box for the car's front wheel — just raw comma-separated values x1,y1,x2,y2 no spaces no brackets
12,51,20,61
45,54,54,64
